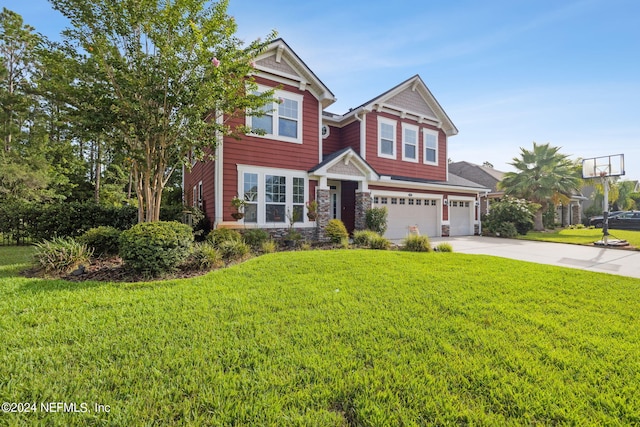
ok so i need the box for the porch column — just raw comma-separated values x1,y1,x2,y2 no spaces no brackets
316,187,331,242
572,203,581,225
355,190,372,231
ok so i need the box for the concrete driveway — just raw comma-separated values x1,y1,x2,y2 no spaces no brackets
431,236,640,279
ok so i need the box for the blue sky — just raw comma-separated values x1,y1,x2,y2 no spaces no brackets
4,0,640,181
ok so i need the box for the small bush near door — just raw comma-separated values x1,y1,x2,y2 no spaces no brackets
325,219,349,243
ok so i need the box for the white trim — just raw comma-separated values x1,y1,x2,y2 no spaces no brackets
247,85,304,144
423,128,439,166
401,123,419,163
214,116,224,227
319,101,324,163
377,116,397,159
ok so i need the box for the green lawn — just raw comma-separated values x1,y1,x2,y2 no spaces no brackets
519,227,640,248
1,248,640,425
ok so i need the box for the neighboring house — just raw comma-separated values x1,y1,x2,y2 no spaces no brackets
448,161,504,215
450,160,585,226
184,39,488,240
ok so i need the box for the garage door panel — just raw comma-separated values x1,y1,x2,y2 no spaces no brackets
374,197,439,239
449,200,473,236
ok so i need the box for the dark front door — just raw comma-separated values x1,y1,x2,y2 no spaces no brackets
340,181,358,234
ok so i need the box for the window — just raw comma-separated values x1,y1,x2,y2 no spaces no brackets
192,181,203,208
416,199,422,206
399,198,406,205
408,199,414,205
292,177,304,222
243,173,258,223
391,198,398,205
381,197,388,204
238,166,307,225
402,123,418,162
423,129,438,165
373,196,379,204
265,175,286,222
248,87,303,144
378,117,396,159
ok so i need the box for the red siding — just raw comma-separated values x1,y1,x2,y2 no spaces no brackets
222,79,321,221
341,120,360,154
364,112,447,181
183,148,216,225
322,124,343,155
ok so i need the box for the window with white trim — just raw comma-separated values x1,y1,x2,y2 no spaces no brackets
248,87,303,144
243,173,258,223
238,166,307,225
378,117,396,159
192,181,203,208
423,129,438,165
265,175,286,222
402,123,418,162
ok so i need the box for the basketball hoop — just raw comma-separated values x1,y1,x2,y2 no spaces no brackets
582,154,628,247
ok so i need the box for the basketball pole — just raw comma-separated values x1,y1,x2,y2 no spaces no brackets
602,174,609,245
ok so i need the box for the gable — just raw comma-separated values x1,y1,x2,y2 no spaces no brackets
327,160,366,177
255,55,299,77
386,87,437,120
252,39,336,109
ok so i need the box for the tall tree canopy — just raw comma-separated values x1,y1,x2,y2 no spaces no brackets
50,0,275,222
499,142,581,231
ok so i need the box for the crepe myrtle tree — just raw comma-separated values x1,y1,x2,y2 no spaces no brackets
50,0,276,222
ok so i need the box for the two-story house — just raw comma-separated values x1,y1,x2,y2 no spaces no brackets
184,39,488,240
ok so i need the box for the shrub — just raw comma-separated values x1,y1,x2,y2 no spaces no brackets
119,221,193,275
482,197,537,236
402,235,432,252
365,207,388,235
353,230,380,247
207,228,242,248
261,240,277,254
218,239,251,261
182,243,222,270
78,226,121,257
369,235,391,250
242,228,270,250
492,221,518,238
325,219,348,243
435,242,453,252
33,237,93,274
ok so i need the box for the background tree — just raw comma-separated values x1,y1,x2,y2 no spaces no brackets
50,0,276,222
499,142,581,231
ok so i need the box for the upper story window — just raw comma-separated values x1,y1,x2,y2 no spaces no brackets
378,117,396,159
423,129,439,165
402,123,418,162
248,86,304,144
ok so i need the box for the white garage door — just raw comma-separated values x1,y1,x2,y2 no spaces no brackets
449,200,473,236
374,196,439,239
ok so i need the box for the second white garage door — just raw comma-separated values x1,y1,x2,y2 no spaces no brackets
449,200,473,236
373,196,439,239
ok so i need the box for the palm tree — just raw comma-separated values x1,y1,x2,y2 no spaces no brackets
499,142,582,231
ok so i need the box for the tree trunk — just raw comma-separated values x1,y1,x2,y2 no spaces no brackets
94,140,101,203
533,206,545,231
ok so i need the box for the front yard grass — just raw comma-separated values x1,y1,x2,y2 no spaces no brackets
1,249,639,425
519,227,640,248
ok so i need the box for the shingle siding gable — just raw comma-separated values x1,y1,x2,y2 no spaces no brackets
386,88,437,119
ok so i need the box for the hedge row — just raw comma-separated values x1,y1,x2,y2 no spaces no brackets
0,201,185,244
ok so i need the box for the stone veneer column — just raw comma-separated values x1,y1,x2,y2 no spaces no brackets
316,188,331,242
355,191,371,231
572,203,581,225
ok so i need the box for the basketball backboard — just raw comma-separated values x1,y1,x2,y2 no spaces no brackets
582,154,625,179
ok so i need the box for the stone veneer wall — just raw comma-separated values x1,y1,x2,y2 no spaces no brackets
316,188,331,242
355,191,371,231
441,224,450,237
572,203,581,225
